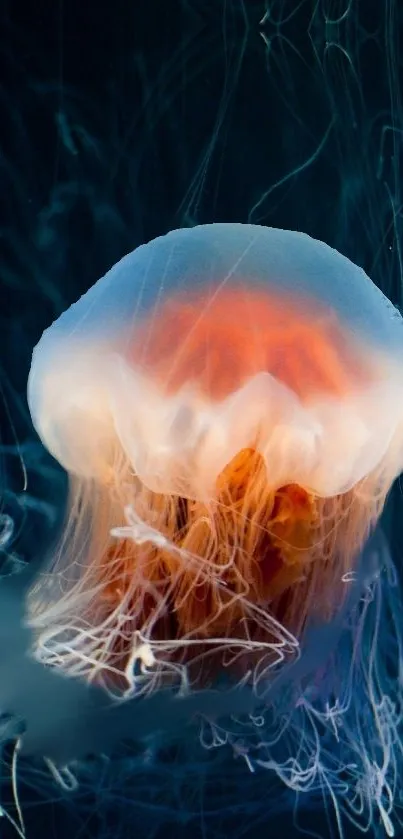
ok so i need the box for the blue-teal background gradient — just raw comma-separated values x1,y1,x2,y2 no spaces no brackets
1,1,402,838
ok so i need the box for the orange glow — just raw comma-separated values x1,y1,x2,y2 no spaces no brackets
129,287,372,401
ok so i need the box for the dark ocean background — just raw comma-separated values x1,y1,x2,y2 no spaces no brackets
1,1,403,837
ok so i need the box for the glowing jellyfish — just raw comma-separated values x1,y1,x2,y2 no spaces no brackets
26,224,403,836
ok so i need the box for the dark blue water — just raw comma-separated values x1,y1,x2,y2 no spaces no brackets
1,1,403,837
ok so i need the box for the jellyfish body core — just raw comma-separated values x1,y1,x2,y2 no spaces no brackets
26,224,403,835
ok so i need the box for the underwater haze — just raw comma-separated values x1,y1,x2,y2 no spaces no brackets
1,2,403,839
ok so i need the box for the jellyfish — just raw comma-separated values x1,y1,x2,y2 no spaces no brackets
24,223,403,836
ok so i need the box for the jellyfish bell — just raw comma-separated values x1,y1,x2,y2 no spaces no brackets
28,224,403,498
